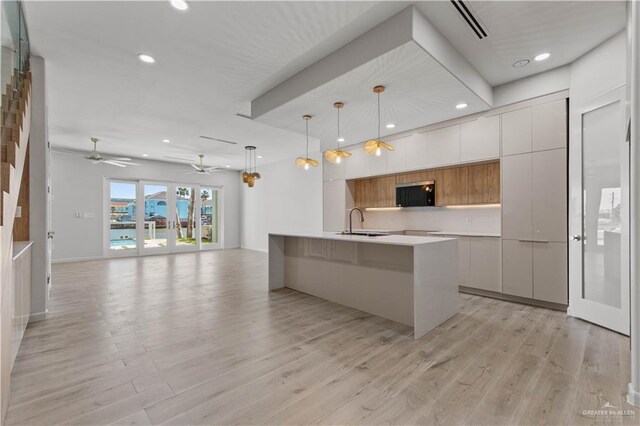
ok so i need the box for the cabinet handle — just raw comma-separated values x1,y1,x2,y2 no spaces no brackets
570,235,582,241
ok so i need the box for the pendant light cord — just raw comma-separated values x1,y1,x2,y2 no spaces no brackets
377,92,381,142
337,108,340,149
306,119,309,158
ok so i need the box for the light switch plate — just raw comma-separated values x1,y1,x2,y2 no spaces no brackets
15,206,21,218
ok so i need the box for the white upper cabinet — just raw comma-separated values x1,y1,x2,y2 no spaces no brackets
532,99,567,151
501,107,532,156
344,147,364,179
460,115,500,162
426,125,461,167
406,132,429,171
363,147,388,177
323,156,345,182
385,135,408,174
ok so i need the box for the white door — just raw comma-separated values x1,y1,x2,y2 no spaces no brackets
569,86,630,335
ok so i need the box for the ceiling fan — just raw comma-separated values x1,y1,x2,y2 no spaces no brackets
58,137,140,167
179,154,222,175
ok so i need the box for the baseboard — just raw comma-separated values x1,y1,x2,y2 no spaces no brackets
29,310,48,322
52,256,103,264
240,246,268,253
459,286,568,311
628,383,640,407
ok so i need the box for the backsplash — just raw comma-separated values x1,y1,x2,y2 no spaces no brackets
359,206,501,233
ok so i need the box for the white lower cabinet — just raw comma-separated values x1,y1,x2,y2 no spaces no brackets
467,237,501,292
323,180,346,232
502,239,533,298
533,242,567,304
435,235,500,292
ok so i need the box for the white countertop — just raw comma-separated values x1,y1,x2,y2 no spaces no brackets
427,231,501,238
270,232,455,247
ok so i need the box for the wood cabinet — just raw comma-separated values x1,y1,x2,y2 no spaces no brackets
501,107,532,156
353,161,499,208
460,115,500,162
354,175,396,208
435,166,468,206
427,125,461,167
467,162,500,204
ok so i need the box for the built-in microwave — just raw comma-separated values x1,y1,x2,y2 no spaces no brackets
395,181,436,207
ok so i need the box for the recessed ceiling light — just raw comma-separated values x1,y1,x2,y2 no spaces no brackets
170,0,189,11
142,153,149,157
138,54,156,64
456,103,468,109
534,52,550,61
257,155,263,159
162,139,170,143
386,123,396,129
225,165,231,168
512,59,530,68
337,137,345,143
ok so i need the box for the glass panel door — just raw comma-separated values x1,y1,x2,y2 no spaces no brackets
108,181,138,254
569,86,629,335
200,187,221,249
173,184,199,251
140,183,170,254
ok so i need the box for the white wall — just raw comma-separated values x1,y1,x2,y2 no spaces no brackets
360,206,501,234
29,56,48,318
51,152,241,261
493,65,570,108
241,154,323,252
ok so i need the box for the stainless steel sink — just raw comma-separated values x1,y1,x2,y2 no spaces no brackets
337,231,389,237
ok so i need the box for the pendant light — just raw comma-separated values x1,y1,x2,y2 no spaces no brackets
296,115,319,170
364,85,394,156
324,102,352,164
243,146,260,188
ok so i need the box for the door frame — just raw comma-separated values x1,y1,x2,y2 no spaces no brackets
568,85,630,335
104,179,224,257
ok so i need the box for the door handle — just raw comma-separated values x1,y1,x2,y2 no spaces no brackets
47,231,55,239
570,235,582,241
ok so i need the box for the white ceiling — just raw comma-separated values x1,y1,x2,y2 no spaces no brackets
23,1,627,167
416,0,627,86
254,41,489,152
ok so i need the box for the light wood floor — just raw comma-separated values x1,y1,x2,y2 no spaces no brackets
5,249,637,425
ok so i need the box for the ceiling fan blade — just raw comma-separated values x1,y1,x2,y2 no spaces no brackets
102,160,127,167
204,166,220,171
199,135,237,145
53,148,83,157
190,163,201,170
109,157,132,161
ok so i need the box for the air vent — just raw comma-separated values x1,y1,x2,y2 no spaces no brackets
450,0,488,40
199,136,237,145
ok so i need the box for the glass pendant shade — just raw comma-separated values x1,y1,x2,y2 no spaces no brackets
243,146,260,187
365,85,394,155
297,115,319,169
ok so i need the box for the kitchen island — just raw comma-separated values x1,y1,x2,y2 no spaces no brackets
268,232,459,339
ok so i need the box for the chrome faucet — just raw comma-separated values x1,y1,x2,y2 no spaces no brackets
349,207,365,234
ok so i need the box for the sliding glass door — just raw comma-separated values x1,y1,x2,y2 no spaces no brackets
200,187,221,250
107,179,222,256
